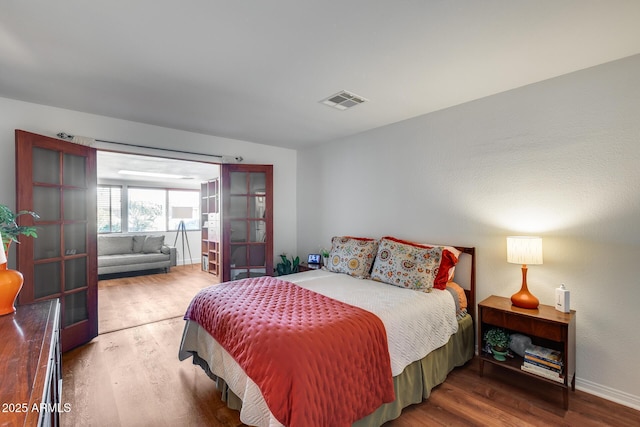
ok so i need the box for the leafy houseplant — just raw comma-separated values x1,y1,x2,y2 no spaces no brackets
320,248,330,268
0,204,38,315
484,328,510,361
276,254,300,276
0,204,39,254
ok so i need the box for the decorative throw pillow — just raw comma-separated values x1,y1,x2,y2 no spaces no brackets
142,235,165,253
132,235,146,253
446,281,467,310
370,237,442,292
326,236,378,278
421,242,461,287
98,236,133,256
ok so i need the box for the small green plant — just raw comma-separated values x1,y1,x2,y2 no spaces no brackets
484,328,510,351
0,204,39,252
276,254,300,276
320,248,330,267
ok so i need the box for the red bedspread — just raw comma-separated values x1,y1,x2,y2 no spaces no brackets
184,276,395,427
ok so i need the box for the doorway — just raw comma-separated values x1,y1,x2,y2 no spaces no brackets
96,151,220,333
16,131,273,344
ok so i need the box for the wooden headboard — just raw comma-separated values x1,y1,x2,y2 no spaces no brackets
452,246,476,321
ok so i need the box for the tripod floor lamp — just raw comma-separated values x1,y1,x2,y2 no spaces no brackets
172,207,193,267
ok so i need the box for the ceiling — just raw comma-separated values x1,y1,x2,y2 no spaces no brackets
2,1,640,150
97,151,218,186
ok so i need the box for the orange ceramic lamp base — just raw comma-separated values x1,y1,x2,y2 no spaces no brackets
511,264,539,309
0,264,24,316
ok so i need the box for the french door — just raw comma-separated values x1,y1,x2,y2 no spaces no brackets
221,164,273,282
16,130,98,352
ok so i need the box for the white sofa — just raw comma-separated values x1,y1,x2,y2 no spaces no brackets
97,234,176,276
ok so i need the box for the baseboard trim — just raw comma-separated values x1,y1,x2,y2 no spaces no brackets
175,258,200,266
577,377,640,411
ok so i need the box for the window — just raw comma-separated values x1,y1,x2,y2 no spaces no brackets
98,185,200,233
97,186,122,233
128,188,167,232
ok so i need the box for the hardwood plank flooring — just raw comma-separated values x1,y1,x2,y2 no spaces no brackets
98,265,217,333
62,317,238,427
62,268,640,426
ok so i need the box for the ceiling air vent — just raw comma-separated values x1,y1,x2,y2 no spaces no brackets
320,90,367,110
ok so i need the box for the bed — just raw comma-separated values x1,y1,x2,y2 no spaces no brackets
179,236,476,426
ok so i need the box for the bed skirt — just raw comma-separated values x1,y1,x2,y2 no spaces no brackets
185,313,474,426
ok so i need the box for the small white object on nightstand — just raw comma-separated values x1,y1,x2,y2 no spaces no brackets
555,283,570,313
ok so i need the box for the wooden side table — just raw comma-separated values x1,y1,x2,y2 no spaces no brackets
478,295,576,409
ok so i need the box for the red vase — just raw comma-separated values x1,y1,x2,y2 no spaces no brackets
0,263,24,316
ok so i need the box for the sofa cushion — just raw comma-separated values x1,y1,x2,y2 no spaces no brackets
142,235,165,253
98,253,170,268
98,236,133,256
132,235,146,253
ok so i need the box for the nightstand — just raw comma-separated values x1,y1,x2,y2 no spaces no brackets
478,295,576,409
297,262,321,272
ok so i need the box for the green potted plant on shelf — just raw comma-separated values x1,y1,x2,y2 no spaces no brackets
484,328,510,361
276,253,299,276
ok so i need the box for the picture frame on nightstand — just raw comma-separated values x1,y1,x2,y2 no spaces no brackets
308,253,321,266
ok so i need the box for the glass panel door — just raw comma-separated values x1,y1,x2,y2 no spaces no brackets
222,164,272,282
16,130,98,352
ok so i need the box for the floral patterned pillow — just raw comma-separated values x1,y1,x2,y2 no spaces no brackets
326,236,378,278
417,242,461,289
370,237,443,292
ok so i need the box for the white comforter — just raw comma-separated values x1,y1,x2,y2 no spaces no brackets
179,269,459,426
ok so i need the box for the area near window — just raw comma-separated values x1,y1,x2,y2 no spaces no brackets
98,185,200,233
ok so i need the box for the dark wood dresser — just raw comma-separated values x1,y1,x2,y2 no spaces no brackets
0,299,61,427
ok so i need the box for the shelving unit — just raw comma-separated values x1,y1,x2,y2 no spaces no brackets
478,295,576,409
201,178,220,277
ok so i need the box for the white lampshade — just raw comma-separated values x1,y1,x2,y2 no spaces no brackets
507,236,543,265
171,206,193,219
0,232,6,264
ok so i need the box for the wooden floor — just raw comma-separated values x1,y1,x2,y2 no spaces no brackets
62,268,640,426
98,265,217,333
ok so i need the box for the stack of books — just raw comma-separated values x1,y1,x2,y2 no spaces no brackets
521,344,564,383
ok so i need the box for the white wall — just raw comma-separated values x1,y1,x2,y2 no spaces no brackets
0,97,298,267
297,54,640,409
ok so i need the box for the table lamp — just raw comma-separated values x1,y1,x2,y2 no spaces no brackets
507,236,543,309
